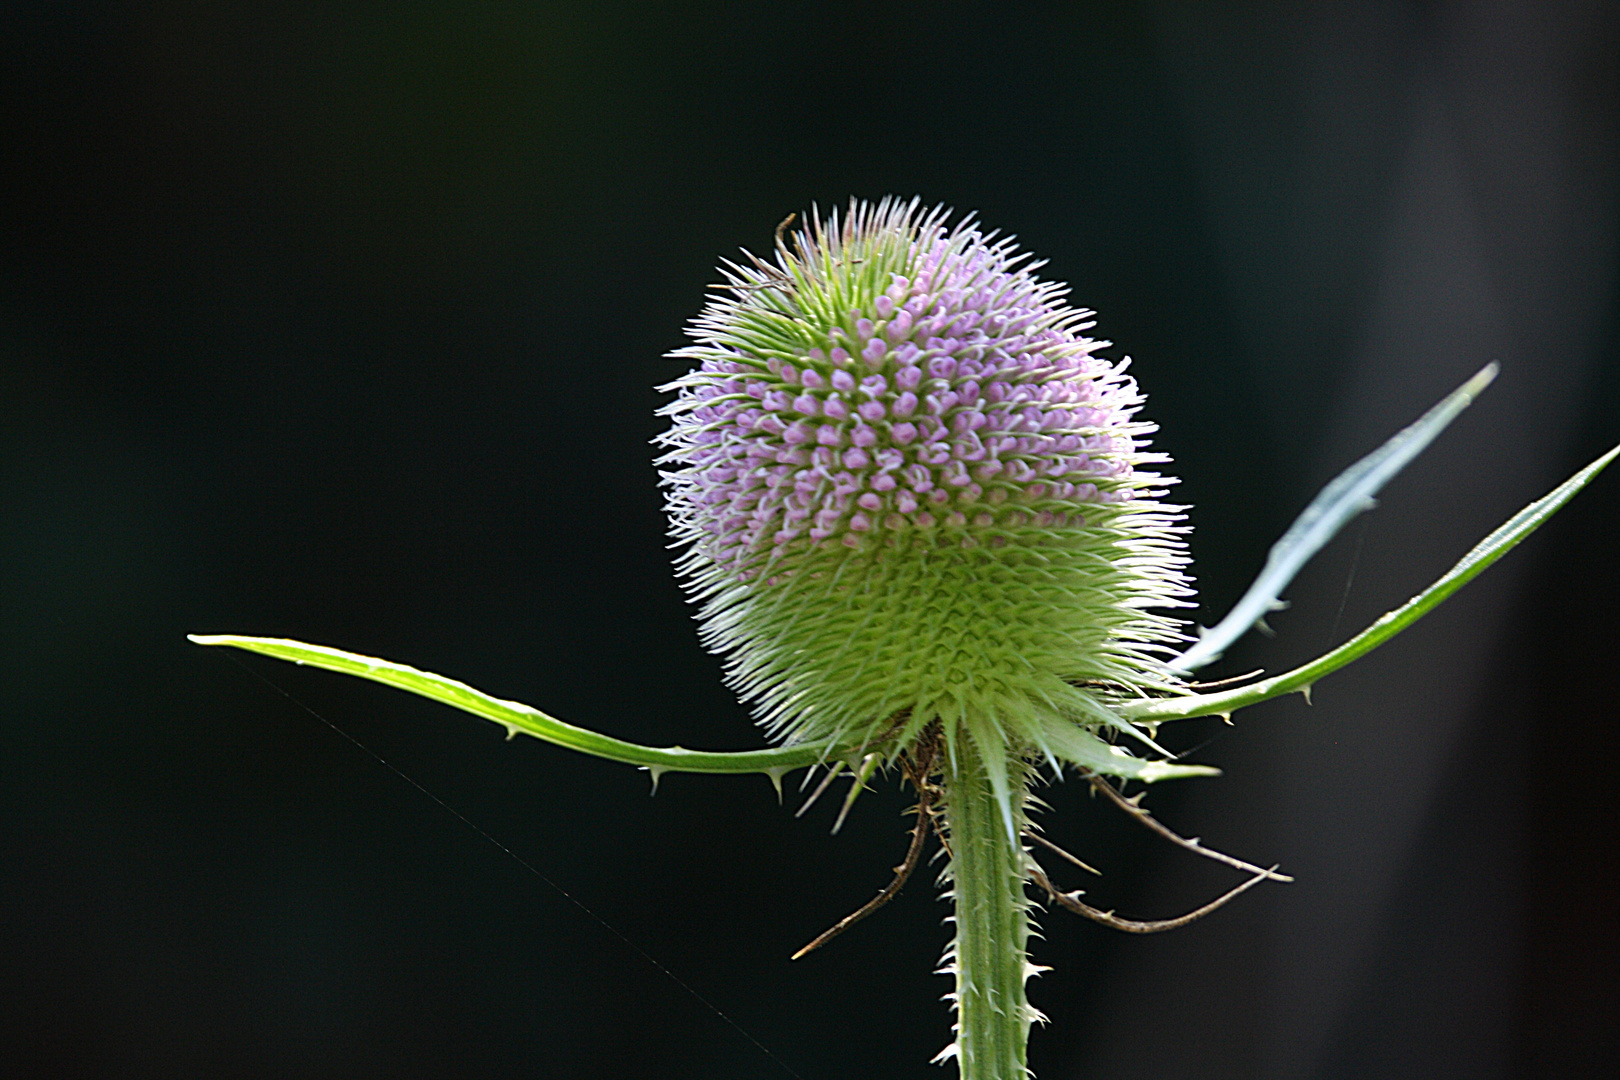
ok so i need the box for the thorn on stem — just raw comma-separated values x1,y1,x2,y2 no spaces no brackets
643,765,666,796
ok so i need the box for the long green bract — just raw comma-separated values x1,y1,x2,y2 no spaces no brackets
188,635,843,776
1123,442,1620,723
1170,363,1498,673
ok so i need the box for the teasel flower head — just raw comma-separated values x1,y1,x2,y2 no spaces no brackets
193,185,1586,1080
658,199,1194,800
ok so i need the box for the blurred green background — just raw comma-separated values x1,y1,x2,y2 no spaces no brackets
3,2,1617,1077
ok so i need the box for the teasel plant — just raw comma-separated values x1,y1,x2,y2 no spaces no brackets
194,199,1618,1080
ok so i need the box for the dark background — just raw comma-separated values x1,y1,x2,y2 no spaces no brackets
3,2,1617,1077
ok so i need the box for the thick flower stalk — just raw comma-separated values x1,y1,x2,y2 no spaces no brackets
192,199,1619,1080
658,199,1206,1077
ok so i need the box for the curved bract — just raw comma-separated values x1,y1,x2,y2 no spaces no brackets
1169,363,1498,674
188,634,1216,788
1123,441,1620,723
187,634,843,779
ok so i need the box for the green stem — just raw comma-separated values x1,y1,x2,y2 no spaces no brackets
942,741,1035,1080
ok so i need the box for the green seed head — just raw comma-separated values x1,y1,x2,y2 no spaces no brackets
659,199,1192,766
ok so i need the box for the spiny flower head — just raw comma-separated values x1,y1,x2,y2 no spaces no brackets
659,199,1192,773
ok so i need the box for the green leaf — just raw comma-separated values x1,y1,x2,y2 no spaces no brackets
1171,363,1497,673
1124,442,1620,723
189,634,842,776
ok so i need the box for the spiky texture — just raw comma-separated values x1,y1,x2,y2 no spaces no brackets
660,200,1191,786
933,746,1046,1080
